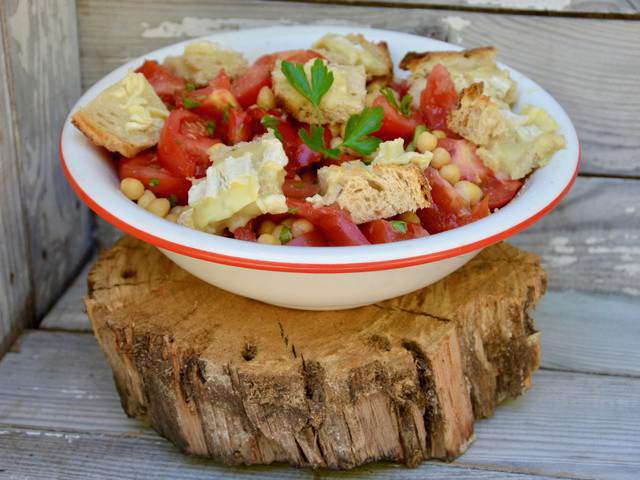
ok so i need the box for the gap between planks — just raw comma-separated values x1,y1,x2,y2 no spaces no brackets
1,330,639,479
269,0,640,19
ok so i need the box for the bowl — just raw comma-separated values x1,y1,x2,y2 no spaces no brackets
60,25,579,310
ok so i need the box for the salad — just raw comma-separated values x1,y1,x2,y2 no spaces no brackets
72,34,565,247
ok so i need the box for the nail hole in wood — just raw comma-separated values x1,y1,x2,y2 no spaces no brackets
121,269,136,279
242,343,257,361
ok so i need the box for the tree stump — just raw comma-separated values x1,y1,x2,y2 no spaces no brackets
86,237,545,470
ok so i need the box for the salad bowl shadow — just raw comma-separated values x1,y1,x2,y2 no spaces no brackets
60,25,579,310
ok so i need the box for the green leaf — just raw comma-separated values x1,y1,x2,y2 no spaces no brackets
206,121,216,137
380,87,399,111
182,94,202,109
299,125,340,160
281,59,333,108
341,106,384,156
406,124,427,152
279,225,293,244
390,220,408,233
185,82,196,92
261,115,283,142
168,194,177,207
148,178,160,187
399,94,413,116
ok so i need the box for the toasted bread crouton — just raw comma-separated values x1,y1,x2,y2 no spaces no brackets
272,59,366,124
72,72,169,158
308,162,431,224
400,46,517,108
449,84,565,179
164,41,248,86
312,33,393,81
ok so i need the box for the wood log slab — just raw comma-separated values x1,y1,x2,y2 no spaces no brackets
85,236,546,470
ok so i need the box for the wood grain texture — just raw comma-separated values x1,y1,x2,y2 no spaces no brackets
1,330,638,478
0,12,32,355
284,0,640,15
0,427,563,480
76,0,640,176
1,0,92,321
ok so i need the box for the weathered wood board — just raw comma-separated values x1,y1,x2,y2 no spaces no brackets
0,0,92,341
1,330,639,478
76,0,640,176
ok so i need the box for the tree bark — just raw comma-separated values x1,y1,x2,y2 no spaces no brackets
86,237,545,469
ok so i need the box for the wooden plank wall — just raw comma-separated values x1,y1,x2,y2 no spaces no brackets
0,1,93,353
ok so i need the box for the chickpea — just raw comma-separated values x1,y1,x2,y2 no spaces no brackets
147,198,171,217
256,86,276,110
170,206,187,216
292,218,314,237
416,131,438,153
455,180,484,205
398,211,421,225
258,220,276,235
165,213,179,223
257,233,280,245
431,147,451,169
432,130,446,139
440,164,461,185
208,89,239,110
137,189,156,209
120,177,145,201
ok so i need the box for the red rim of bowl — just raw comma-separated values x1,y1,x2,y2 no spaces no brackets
59,141,580,273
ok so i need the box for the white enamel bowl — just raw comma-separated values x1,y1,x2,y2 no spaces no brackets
60,25,579,310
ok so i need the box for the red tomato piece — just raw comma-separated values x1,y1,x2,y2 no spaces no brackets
287,230,328,247
158,108,219,178
438,138,522,210
360,219,429,244
282,178,320,199
420,64,458,131
372,95,418,142
287,198,370,246
209,70,232,90
233,220,257,242
223,109,253,145
391,79,410,98
177,80,239,120
417,167,490,233
231,50,323,109
136,60,184,106
118,151,191,204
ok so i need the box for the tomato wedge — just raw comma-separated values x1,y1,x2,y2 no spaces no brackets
438,138,522,210
287,198,370,246
282,178,320,199
420,64,458,131
288,230,328,247
177,71,239,120
372,95,418,142
118,151,191,204
417,167,490,233
231,50,323,109
233,220,257,242
136,60,184,106
158,108,219,178
360,219,429,244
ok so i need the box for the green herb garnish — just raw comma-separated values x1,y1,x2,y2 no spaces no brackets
390,220,408,234
279,225,293,244
148,178,160,187
206,121,216,137
299,125,340,160
182,94,202,109
380,87,412,116
261,115,283,142
406,124,427,152
340,106,384,156
185,82,196,92
281,58,334,110
168,194,177,207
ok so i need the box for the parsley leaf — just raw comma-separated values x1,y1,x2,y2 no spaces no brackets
168,194,177,207
281,58,334,108
406,124,427,152
148,178,160,187
380,87,412,116
261,115,283,142
182,94,202,109
299,125,340,160
206,121,216,137
399,94,413,116
278,225,293,244
185,82,196,92
390,220,408,233
341,106,384,156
